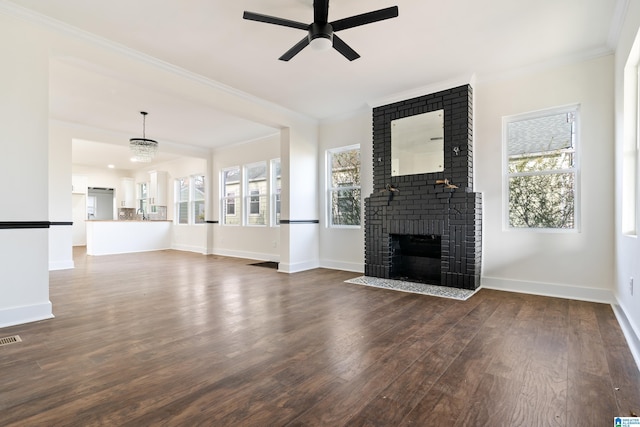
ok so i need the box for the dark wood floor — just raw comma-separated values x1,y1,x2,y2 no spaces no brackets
1,248,639,426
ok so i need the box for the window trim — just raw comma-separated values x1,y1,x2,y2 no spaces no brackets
502,104,581,232
327,144,362,229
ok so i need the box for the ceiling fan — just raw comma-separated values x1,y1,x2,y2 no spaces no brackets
243,0,399,61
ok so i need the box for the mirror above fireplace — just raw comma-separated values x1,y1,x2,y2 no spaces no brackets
391,109,444,176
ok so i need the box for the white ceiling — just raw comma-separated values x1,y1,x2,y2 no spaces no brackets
4,0,623,170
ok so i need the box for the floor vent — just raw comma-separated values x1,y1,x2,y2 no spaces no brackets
0,335,22,346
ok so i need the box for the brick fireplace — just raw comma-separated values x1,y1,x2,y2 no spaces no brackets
364,85,482,290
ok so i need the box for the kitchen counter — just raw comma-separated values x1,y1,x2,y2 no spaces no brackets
86,220,171,255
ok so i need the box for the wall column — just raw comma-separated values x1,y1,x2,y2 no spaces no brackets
0,14,54,327
205,150,217,255
49,123,74,270
279,126,320,273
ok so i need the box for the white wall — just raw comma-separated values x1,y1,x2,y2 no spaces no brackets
72,193,87,246
0,14,53,327
49,121,74,269
211,134,281,261
318,109,372,272
279,125,322,272
614,0,640,366
474,55,615,303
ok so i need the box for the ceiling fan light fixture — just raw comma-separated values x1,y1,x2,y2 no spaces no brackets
310,35,332,51
129,111,158,163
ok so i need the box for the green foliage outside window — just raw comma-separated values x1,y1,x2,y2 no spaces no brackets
506,109,577,229
508,153,575,228
329,148,361,226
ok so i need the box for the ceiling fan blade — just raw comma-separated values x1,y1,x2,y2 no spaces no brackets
330,6,398,32
279,37,311,61
332,34,360,61
314,0,329,24
243,11,308,30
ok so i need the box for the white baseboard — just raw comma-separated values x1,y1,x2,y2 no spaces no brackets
481,276,614,304
87,248,171,256
210,248,322,273
320,259,364,273
49,260,74,271
172,244,207,254
612,303,640,371
278,259,321,273
211,248,278,263
0,302,54,329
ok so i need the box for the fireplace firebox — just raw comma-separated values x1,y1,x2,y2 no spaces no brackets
391,234,441,285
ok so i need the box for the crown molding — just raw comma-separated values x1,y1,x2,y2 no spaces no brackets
320,104,372,125
368,73,476,109
50,119,210,158
476,46,613,86
608,0,630,49
0,0,314,125
210,130,282,152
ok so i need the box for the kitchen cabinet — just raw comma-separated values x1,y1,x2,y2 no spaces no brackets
72,175,88,194
118,178,135,208
148,171,168,206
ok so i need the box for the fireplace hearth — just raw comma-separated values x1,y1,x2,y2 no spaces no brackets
364,85,482,290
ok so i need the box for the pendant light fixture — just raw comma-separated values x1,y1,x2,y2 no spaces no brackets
129,111,158,163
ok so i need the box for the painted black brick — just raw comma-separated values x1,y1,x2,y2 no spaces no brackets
364,84,482,290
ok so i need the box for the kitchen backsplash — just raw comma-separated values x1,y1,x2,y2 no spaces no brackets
118,207,167,221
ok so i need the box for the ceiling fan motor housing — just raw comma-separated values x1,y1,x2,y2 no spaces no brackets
309,22,333,42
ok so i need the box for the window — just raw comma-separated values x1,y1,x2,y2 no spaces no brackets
328,145,361,227
221,167,240,225
137,182,147,215
271,159,281,226
221,161,280,227
244,162,267,226
226,192,236,215
192,175,205,224
175,175,205,225
176,177,189,224
249,189,260,215
622,32,640,235
504,106,579,230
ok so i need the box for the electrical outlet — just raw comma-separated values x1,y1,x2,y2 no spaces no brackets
631,277,634,296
